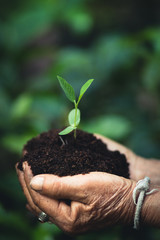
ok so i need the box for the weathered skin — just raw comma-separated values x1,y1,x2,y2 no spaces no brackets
16,134,160,234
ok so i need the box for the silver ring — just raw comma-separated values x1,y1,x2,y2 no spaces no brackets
38,211,49,223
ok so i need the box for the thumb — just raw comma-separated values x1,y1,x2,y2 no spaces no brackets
30,174,87,202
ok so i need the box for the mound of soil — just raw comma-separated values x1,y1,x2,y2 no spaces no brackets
18,129,129,178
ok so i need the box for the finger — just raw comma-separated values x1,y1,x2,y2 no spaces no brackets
29,169,115,201
29,171,114,203
26,203,55,224
30,173,90,202
16,163,41,214
16,164,32,201
23,163,72,223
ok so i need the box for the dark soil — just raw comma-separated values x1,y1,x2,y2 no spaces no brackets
18,129,129,178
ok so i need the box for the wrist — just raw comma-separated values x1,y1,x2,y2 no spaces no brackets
141,185,160,228
120,180,136,226
133,156,160,185
122,180,160,229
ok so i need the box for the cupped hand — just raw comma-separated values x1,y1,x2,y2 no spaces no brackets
16,133,160,234
16,162,136,235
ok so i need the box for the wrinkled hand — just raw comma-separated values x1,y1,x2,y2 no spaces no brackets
16,162,136,234
16,134,160,234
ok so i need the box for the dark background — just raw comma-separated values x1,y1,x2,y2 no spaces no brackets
0,0,160,239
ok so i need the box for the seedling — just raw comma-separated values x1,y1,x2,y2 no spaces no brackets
57,76,94,139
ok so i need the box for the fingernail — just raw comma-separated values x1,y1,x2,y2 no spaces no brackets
30,176,44,191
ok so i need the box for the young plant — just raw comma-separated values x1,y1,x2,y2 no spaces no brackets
57,76,94,139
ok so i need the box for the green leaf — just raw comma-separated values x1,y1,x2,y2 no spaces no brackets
78,79,94,104
59,126,76,135
82,115,132,140
68,109,80,127
57,76,76,103
11,94,32,119
2,134,34,154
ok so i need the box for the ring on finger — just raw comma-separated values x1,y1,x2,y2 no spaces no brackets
38,211,49,223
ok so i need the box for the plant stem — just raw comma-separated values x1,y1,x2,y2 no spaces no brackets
74,101,78,139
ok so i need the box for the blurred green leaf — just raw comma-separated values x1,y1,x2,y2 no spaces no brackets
93,35,140,77
2,134,35,154
32,222,61,240
65,10,93,34
0,89,11,127
0,204,30,235
141,28,160,52
2,4,58,49
142,56,160,92
11,94,32,119
31,95,65,120
56,48,92,78
83,115,132,140
0,171,23,198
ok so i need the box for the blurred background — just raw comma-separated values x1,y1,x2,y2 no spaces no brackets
1,0,160,239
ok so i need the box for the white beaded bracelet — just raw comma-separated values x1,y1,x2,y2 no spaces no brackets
132,176,158,229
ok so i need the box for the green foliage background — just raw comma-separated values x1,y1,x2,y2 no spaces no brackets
1,0,160,239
